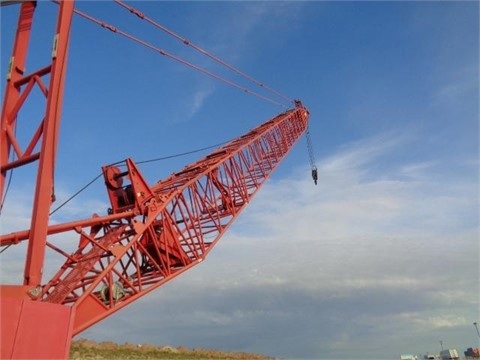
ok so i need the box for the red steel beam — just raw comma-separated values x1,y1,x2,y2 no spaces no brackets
0,2,77,358
0,212,135,246
0,1,75,287
0,1,36,197
23,0,74,287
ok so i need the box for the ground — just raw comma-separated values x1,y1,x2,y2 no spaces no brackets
70,339,275,360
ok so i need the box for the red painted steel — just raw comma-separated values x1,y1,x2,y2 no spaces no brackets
0,0,310,358
0,0,74,288
0,1,36,194
1,297,74,359
0,104,309,335
1,1,75,358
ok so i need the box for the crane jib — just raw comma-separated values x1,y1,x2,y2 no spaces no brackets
1,103,309,337
43,104,307,333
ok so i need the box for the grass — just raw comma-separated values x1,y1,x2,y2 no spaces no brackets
70,339,275,360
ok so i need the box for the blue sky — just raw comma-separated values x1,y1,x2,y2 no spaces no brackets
1,1,478,359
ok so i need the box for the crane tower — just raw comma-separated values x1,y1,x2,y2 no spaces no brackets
0,1,311,358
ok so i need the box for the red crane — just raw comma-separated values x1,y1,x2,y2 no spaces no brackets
0,1,311,358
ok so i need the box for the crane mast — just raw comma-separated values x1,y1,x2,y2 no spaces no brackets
0,1,311,359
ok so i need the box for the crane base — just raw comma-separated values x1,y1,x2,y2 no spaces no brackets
1,295,74,359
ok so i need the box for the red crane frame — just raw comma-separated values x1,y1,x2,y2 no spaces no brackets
1,1,76,358
0,0,74,288
1,105,309,335
0,1,310,358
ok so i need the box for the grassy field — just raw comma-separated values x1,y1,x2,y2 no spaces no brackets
70,339,275,360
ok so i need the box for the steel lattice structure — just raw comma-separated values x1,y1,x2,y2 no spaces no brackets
1,105,309,334
0,1,310,358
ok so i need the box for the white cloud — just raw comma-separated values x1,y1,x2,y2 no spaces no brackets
208,130,477,353
432,65,478,106
0,183,109,284
75,129,478,358
0,187,34,234
320,132,405,174
185,85,215,119
394,312,470,330
2,131,478,358
207,3,305,61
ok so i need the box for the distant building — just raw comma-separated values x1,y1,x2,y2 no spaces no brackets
439,349,459,360
465,347,480,359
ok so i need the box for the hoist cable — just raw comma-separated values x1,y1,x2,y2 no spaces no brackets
49,173,103,216
113,0,294,105
136,140,229,165
0,244,12,254
305,127,316,168
0,115,19,216
0,166,13,216
305,126,318,185
49,139,231,215
63,4,287,109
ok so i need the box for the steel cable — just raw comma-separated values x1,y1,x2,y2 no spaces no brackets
113,0,294,105
55,2,288,108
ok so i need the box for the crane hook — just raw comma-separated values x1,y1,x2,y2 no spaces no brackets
312,166,318,185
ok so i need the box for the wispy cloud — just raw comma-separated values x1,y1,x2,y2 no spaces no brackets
431,65,479,106
207,3,306,61
185,85,215,120
3,132,476,358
